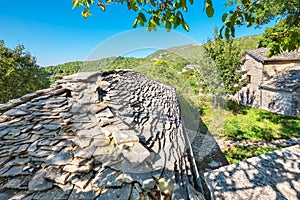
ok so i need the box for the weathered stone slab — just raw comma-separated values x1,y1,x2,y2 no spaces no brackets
4,177,25,189
44,166,70,185
90,137,111,148
96,184,132,200
92,103,108,114
42,97,65,104
121,159,154,174
112,131,139,145
77,128,102,137
98,118,119,127
47,148,73,166
3,109,28,116
63,158,93,173
121,142,150,166
72,137,91,149
0,157,10,166
33,186,71,200
71,172,93,190
107,103,124,111
93,168,124,187
96,108,114,118
27,140,38,152
205,145,300,200
68,185,98,200
72,146,93,160
28,169,53,192
43,123,61,131
93,144,115,156
125,172,156,189
0,166,29,177
30,150,52,158
93,152,123,168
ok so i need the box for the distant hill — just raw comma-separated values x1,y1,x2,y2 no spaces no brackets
146,44,204,68
147,34,261,61
231,35,261,51
44,34,262,82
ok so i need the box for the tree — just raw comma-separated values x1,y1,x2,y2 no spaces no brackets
72,0,300,57
203,30,245,95
0,40,50,103
221,0,300,57
72,0,214,31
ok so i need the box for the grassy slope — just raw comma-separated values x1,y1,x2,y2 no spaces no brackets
223,100,300,142
232,35,261,51
201,98,300,164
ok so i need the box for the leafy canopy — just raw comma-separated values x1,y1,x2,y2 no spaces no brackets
203,30,245,95
0,40,49,103
72,0,300,57
72,0,214,31
221,0,300,56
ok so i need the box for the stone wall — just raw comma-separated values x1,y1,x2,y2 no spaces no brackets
291,88,300,117
235,55,263,107
234,55,300,117
261,89,293,116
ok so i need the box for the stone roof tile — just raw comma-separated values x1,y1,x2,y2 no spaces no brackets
0,69,204,200
246,48,300,62
261,66,300,92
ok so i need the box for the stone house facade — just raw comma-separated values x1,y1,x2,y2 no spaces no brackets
236,48,300,117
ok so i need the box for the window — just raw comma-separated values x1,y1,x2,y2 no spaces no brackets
246,75,251,83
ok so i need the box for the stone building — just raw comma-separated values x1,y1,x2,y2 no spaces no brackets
236,48,300,117
0,70,205,199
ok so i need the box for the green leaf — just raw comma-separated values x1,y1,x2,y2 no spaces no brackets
153,16,160,25
225,27,230,39
82,8,92,19
150,0,156,6
129,0,139,11
222,13,228,22
182,20,189,31
138,12,147,23
166,21,172,30
133,18,139,28
174,11,182,28
241,0,248,5
205,0,214,18
206,6,214,18
147,18,157,30
99,2,105,11
181,0,187,11
72,0,79,9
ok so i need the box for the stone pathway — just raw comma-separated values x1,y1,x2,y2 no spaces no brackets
0,70,204,200
215,136,300,150
204,145,300,200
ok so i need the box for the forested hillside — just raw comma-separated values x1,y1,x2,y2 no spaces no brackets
1,35,261,103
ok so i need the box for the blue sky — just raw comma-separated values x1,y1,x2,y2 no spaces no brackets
0,0,271,66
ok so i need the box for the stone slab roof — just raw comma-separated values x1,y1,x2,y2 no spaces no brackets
261,66,300,92
204,145,300,200
0,70,204,200
246,48,300,62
